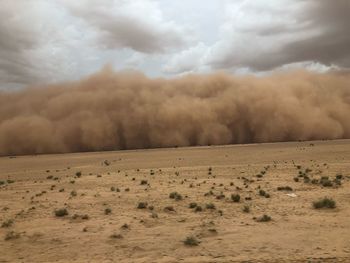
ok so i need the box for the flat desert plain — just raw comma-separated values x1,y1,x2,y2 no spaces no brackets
1,140,350,263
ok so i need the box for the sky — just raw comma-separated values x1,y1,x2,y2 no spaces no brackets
1,0,350,89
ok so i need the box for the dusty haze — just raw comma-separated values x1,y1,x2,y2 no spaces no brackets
0,68,349,156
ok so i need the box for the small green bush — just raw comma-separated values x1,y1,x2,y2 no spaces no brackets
183,236,200,246
231,194,241,202
242,205,250,213
189,202,198,209
55,208,69,217
257,214,271,222
313,197,336,209
1,219,14,228
105,208,112,215
206,203,216,210
137,202,148,209
169,192,183,201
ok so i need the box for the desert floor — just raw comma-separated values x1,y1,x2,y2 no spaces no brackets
1,140,350,263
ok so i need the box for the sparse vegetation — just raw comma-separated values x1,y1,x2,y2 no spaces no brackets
189,202,198,209
105,208,112,215
242,205,250,213
277,186,293,191
206,203,216,210
183,236,200,246
4,231,20,241
259,189,270,198
1,219,14,228
231,194,241,202
55,208,69,217
164,206,175,212
137,202,148,209
140,180,148,185
313,197,336,209
169,192,183,201
194,206,203,212
257,214,271,222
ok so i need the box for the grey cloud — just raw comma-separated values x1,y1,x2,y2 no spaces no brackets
208,0,350,72
63,0,189,54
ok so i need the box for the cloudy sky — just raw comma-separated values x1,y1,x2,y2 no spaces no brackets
1,0,349,89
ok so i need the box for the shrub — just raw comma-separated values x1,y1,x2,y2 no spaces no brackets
257,214,271,222
4,231,20,241
259,189,266,196
277,186,293,191
194,206,203,212
206,203,216,210
313,197,336,209
55,208,69,217
183,236,200,246
169,192,183,201
189,202,198,209
242,205,250,213
1,219,14,228
320,178,333,187
140,180,148,185
231,194,241,203
164,206,175,212
110,233,123,239
137,202,148,209
105,208,112,215
75,171,82,177
70,190,77,197
336,174,343,180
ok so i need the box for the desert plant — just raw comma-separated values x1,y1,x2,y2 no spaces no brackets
189,202,198,209
110,233,123,239
257,214,271,222
105,208,112,215
164,206,175,212
231,194,241,202
55,208,68,217
277,186,293,191
1,219,14,228
242,205,250,213
194,206,203,212
206,203,216,210
313,197,336,209
140,180,148,185
183,236,200,246
4,231,20,241
169,192,183,201
137,202,148,209
320,177,333,187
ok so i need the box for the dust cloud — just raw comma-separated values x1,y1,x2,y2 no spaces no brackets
0,67,349,155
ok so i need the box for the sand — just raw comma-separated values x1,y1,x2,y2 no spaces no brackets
1,140,350,262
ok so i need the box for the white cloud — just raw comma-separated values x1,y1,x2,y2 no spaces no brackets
162,42,209,74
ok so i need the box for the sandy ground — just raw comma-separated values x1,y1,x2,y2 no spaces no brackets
1,140,350,263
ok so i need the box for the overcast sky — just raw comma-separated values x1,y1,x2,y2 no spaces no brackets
1,0,349,89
